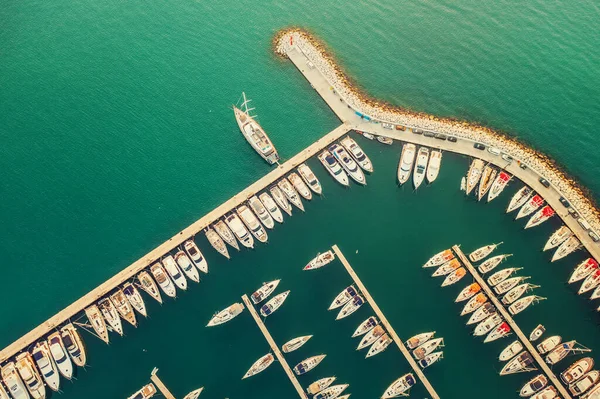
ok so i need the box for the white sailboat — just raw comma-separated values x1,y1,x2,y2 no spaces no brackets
366,334,392,358
251,279,281,304
413,147,429,189
233,92,279,164
488,267,523,286
269,185,293,216
205,228,230,259
423,249,454,268
260,290,290,317
551,236,580,262
516,194,544,219
569,258,598,284
352,316,378,338
282,335,312,353
278,178,304,211
499,340,523,362
336,295,364,320
329,285,358,310
206,303,245,327
506,186,533,213
469,242,501,262
405,332,435,350
304,251,335,270
478,254,511,274
478,165,497,201
543,226,572,251
465,159,485,195
381,373,416,398
508,295,546,315
487,171,511,202
242,353,274,379
137,271,163,304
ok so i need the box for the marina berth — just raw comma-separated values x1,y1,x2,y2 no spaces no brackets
213,220,240,251
318,150,350,187
150,262,177,298
1,362,29,399
460,292,487,316
225,213,255,248
233,92,279,165
405,332,435,350
469,242,501,262
501,283,538,305
137,271,162,304
484,322,511,343
123,283,147,317
381,373,416,398
206,302,245,327
525,205,555,229
288,172,313,200
352,316,378,338
248,195,275,230
237,205,268,243
293,355,326,375
184,239,209,272
478,254,511,274
568,258,598,284
269,185,293,216
412,338,444,361
530,387,557,399
174,250,200,283
418,351,443,369
258,192,284,224
282,335,312,353
297,163,323,194
487,267,522,286
330,143,366,185
551,236,580,262
260,290,290,317
455,283,481,302
307,377,336,395
277,178,305,211
500,351,535,375
15,352,45,399
516,194,544,220
545,340,576,365
561,357,594,384
499,340,523,362
487,171,511,202
98,297,124,336
569,371,599,396
508,295,546,316
423,249,454,268
47,332,73,379
579,270,600,294
520,375,548,397
366,334,392,358
494,276,530,295
32,341,60,391
507,186,533,213
543,226,573,251
441,267,467,287
467,303,496,325
304,251,336,270
242,353,274,379
162,255,188,291
413,147,429,189
314,384,348,399
336,295,364,320
465,159,485,195
537,336,562,355
251,279,281,304
329,285,358,310
84,305,109,343
478,165,497,201
474,314,503,336
357,325,385,350
60,324,86,367
426,149,442,184
432,258,461,277
340,136,373,173
397,143,416,185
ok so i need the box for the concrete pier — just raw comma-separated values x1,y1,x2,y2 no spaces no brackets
332,245,440,399
452,245,571,399
150,368,177,399
241,295,307,399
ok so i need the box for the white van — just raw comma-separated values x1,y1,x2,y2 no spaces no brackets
578,218,591,230
487,147,501,156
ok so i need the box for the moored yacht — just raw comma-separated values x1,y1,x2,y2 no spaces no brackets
467,303,496,325
579,270,600,295
423,249,454,268
293,355,326,375
314,384,348,399
474,314,503,336
174,250,200,283
426,150,442,184
499,340,523,362
203,230,226,257
206,303,245,327
32,341,60,391
297,163,323,194
85,304,110,343
98,297,124,336
258,192,284,223
432,258,461,277
413,147,429,189
502,283,538,305
465,159,485,195
487,171,511,202
569,371,599,396
377,136,393,145
282,335,312,353
260,290,290,317
569,258,599,284
545,340,576,365
561,357,594,384
516,194,544,219
441,267,467,287
366,334,392,358
500,351,535,375
509,295,545,315
418,351,443,369
507,186,534,213
137,271,163,304
318,150,349,187
329,286,358,310
48,333,73,380
543,226,573,251
487,267,522,286
520,374,548,397
1,362,29,399
225,213,254,249
381,373,416,399
357,326,385,350
278,178,305,211
525,205,555,229
469,243,501,262
530,387,557,399
341,136,373,172
304,251,335,270
269,185,293,216
237,205,268,243
251,279,281,304
413,338,444,360
307,377,336,395
123,282,147,317
214,220,240,251
15,352,45,399
288,172,313,200
455,283,481,302
536,336,561,354
162,255,188,291
397,143,416,185
242,353,274,379
249,195,275,229
551,236,580,262
233,92,279,164
330,143,366,185
460,293,487,316
336,295,364,320
150,262,176,298
184,240,209,272
494,276,530,295
478,165,497,201
405,332,435,350
478,254,511,274
60,323,86,367
352,316,378,338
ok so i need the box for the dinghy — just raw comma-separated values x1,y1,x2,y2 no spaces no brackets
529,324,545,341
352,316,378,338
507,186,533,213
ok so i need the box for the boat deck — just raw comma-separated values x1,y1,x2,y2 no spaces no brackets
452,245,572,399
332,245,440,399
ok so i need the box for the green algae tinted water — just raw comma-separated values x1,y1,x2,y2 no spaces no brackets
1,0,600,397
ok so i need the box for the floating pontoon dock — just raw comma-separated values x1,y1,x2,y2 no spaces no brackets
150,368,177,399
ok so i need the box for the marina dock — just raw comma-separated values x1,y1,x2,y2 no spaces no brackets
241,294,307,399
332,245,441,399
452,245,572,399
150,368,177,399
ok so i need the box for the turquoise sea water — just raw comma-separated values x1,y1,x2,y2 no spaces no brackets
1,0,600,398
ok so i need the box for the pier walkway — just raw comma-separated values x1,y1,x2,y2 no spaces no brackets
150,368,177,399
286,44,600,266
332,245,440,399
242,295,307,399
452,245,571,399
0,123,351,363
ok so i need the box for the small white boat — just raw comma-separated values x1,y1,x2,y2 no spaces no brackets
460,176,466,191
381,373,416,398
536,336,561,354
569,258,599,284
341,136,373,172
225,212,255,249
500,351,535,375
206,302,245,327
48,332,73,380
251,279,281,304
520,374,548,397
98,297,124,336
494,276,530,295
293,355,326,375
288,172,312,200
304,251,335,270
413,338,444,360
260,290,290,317
162,255,188,291
127,384,157,399
465,159,485,195
336,295,364,320
352,316,378,338
150,262,177,298
397,143,416,185
502,283,538,305
205,227,229,256
237,205,268,243
499,340,523,362
15,352,45,399
507,186,533,213
469,242,501,262
543,226,573,251
269,185,293,216
423,249,454,268
184,239,209,272
552,236,580,262
478,254,511,274
474,314,503,336
569,371,599,396
580,270,600,295
248,195,276,229
530,325,546,341
376,136,393,145
259,192,284,224
329,285,358,310
33,341,60,391
455,283,481,302
1,362,29,399
525,205,555,229
110,289,137,327
318,150,350,187
478,165,497,201
426,150,442,184
432,258,461,277
561,357,594,384
460,293,487,316
487,171,511,202
297,163,323,194
357,325,385,350
487,267,522,286
516,194,544,219
314,384,349,399
413,147,429,189
60,323,87,367
330,143,366,185
242,353,274,379
278,178,305,211
307,377,336,395
545,340,576,365
467,303,496,325
85,304,110,343
530,387,557,399
366,334,392,358
123,282,147,317
282,335,312,353
419,351,443,369
138,270,163,304
213,220,240,250
441,267,467,287
405,332,435,350
509,295,546,315
484,322,511,343
174,250,200,283
360,131,375,140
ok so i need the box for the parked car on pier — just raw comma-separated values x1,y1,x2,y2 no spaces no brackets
424,131,435,138
559,197,570,207
539,178,550,188
474,143,486,150
435,134,447,140
448,136,458,143
589,231,600,242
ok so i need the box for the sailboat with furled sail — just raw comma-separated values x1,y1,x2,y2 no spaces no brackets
183,388,204,399
233,92,279,164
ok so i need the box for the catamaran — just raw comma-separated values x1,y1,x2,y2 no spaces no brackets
233,92,279,164
206,303,245,327
225,213,254,249
426,150,442,184
516,194,544,219
478,165,497,201
251,280,281,304
525,205,555,229
455,283,481,302
258,192,284,223
366,334,392,358
85,304,110,343
329,286,358,310
162,255,188,291
405,332,435,350
469,243,501,262
397,143,416,185
488,267,522,286
441,267,467,287
174,250,200,283
413,338,444,360
467,303,496,325
282,335,312,353
432,259,461,277
499,340,523,362
507,186,533,213
336,295,364,320
487,171,511,202
15,352,45,399
98,297,124,336
419,352,443,369
502,283,538,305
214,220,240,250
520,375,548,397
543,226,573,251
150,262,176,298
381,373,416,398
551,236,580,262
579,270,600,294
478,254,511,274
260,290,290,317
423,249,454,268
307,377,336,395
288,172,313,200
494,276,530,295
474,314,503,337
537,336,561,354
500,351,535,375
330,143,366,185
2,362,29,399
269,185,293,216
318,150,350,187
352,317,378,338
242,353,274,379
278,178,305,211
47,333,73,380
357,326,385,350
304,251,335,270
293,355,326,375
237,205,268,243
205,228,230,259
33,341,60,391
460,293,487,316
314,384,349,399
184,240,209,272
569,258,599,284
60,323,87,367
341,136,373,172
465,159,485,195
561,357,594,384
110,291,136,327
413,147,429,189
297,163,323,194
509,295,545,315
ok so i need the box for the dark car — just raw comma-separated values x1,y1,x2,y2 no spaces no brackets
448,136,458,143
412,129,423,135
435,134,447,140
474,143,485,150
539,178,550,188
559,197,570,207
423,131,435,138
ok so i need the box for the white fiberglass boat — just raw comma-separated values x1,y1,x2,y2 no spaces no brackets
516,194,544,219
426,150,442,184
487,171,511,202
258,192,284,223
269,185,293,216
465,159,485,195
413,338,444,360
213,220,240,251
569,371,599,396
494,276,530,295
520,374,548,397
341,136,373,172
330,143,366,185
174,250,200,283
318,150,349,187
502,283,538,305
336,295,364,320
260,290,290,317
530,387,557,399
525,205,555,229
460,293,487,316
251,279,281,304
282,335,312,353
184,240,209,272
237,205,268,243
543,226,573,251
47,333,73,380
304,251,335,270
551,236,580,262
366,334,392,358
150,262,176,298
467,303,496,325
500,351,535,375
545,340,576,365
487,267,522,286
469,242,501,262
509,295,545,315
381,373,416,399
377,135,393,145
2,362,29,399
278,178,305,211
297,163,323,194
432,258,461,277
561,357,594,384
405,332,435,350
307,377,336,395
329,285,358,310
423,249,454,268
569,258,599,284
499,340,523,362
441,267,467,287
507,186,534,213
225,213,254,249
110,288,137,326
242,353,274,379
397,143,416,185
293,355,326,375
419,351,443,369
352,316,378,338
478,165,497,201
137,271,162,304
357,325,385,350
314,384,349,399
288,172,312,200
206,303,245,327
360,131,375,140
579,270,600,294
233,92,279,164
455,283,481,302
205,227,230,259
474,314,503,336
60,323,87,367
15,352,45,399
85,304,110,343
98,297,124,336
537,336,561,355
413,147,429,189
162,255,188,291
32,342,60,391
478,254,511,274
